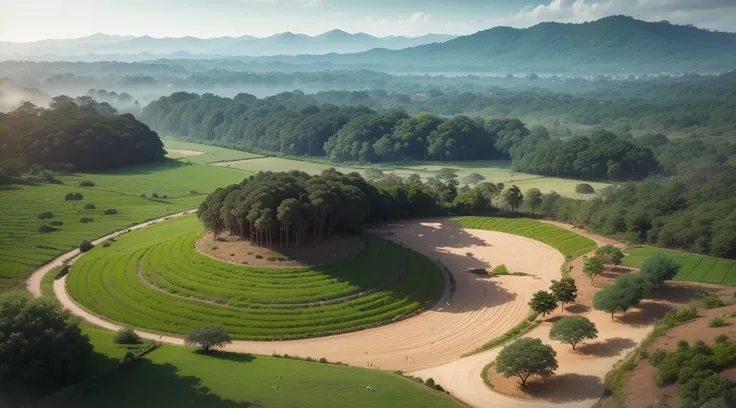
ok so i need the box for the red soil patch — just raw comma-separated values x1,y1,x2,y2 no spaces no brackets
197,232,364,268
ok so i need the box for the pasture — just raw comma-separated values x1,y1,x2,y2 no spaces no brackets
623,246,736,286
454,216,597,259
66,215,445,339
163,138,263,164
33,345,461,408
0,161,250,291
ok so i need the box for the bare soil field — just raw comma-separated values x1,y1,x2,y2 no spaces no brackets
167,149,204,157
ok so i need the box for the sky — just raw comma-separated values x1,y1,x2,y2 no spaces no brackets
1,0,735,42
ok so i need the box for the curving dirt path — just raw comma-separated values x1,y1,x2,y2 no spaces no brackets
35,217,564,374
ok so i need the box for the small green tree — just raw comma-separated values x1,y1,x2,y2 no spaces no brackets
495,338,558,387
461,173,486,185
114,328,141,345
528,290,557,318
593,273,651,319
526,188,543,215
550,277,578,311
184,325,232,352
639,254,679,287
79,240,94,253
583,256,605,284
549,316,598,350
595,245,624,265
575,183,595,195
503,185,524,212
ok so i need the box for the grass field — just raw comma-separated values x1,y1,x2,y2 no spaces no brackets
454,216,597,259
33,345,461,408
0,160,249,292
67,215,445,340
622,246,736,286
163,139,263,164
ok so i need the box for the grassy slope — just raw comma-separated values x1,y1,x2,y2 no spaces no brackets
34,345,461,408
163,139,263,164
623,246,736,286
454,216,597,259
67,215,445,339
0,160,249,291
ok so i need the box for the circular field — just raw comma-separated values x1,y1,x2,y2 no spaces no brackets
66,215,445,340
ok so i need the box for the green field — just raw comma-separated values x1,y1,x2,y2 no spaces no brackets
67,215,445,340
454,216,597,259
33,344,461,408
623,247,736,285
0,160,249,291
163,139,263,164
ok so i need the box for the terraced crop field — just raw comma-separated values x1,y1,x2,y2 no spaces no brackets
454,216,597,259
623,247,736,285
67,216,445,340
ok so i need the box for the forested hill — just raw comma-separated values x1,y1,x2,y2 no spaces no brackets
249,16,736,73
0,96,165,178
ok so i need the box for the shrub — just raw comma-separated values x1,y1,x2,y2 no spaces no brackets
714,335,730,344
84,203,96,210
162,194,168,199
79,240,94,253
674,306,698,323
649,349,668,367
709,317,726,328
190,190,199,194
38,211,54,219
319,357,328,363
38,225,58,233
79,217,93,223
65,193,74,200
140,193,146,198
425,378,435,387
152,193,159,198
255,254,264,259
575,183,595,194
492,264,509,275
114,328,141,345
104,208,118,215
701,296,726,309
50,220,63,226
79,180,95,187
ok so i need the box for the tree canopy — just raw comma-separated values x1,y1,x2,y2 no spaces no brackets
495,338,558,387
549,316,598,350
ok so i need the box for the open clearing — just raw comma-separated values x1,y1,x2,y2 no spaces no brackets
32,344,462,408
212,154,610,198
66,215,445,339
623,246,736,285
163,138,263,164
0,160,248,292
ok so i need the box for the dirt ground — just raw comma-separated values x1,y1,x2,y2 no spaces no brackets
602,301,736,408
197,232,364,268
167,149,204,156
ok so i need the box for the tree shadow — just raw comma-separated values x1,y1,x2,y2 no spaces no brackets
524,374,603,403
78,159,187,176
647,284,711,305
565,303,590,314
577,337,636,357
200,350,256,363
617,301,675,327
33,358,258,408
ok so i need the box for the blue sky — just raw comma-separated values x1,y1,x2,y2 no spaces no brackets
1,0,735,42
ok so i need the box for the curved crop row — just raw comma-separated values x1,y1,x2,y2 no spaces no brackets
454,216,597,259
66,215,444,340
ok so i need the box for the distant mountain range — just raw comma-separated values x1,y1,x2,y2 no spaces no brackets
234,16,736,73
0,31,455,58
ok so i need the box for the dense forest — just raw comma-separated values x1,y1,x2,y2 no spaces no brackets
0,95,164,180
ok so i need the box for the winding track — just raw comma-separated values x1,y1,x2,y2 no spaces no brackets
30,216,616,407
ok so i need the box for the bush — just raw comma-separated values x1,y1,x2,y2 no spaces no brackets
255,254,264,259
114,328,141,345
714,335,730,344
38,225,58,233
152,193,159,198
190,190,199,194
50,220,63,226
649,349,668,367
674,306,698,322
162,194,167,199
701,296,726,309
84,203,96,210
575,183,595,194
79,240,94,253
64,192,84,201
79,180,95,187
140,193,146,198
491,264,509,275
425,378,435,387
104,208,118,215
709,317,726,328
38,211,54,219
79,217,94,223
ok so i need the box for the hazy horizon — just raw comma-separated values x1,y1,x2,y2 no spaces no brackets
2,0,735,43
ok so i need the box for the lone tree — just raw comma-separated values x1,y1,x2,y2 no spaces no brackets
593,273,651,319
496,338,558,387
550,277,578,312
549,316,598,350
79,240,94,253
639,254,679,288
583,256,605,284
184,325,232,352
595,245,624,266
529,290,557,318
526,188,543,215
575,183,595,195
461,173,486,186
0,294,92,399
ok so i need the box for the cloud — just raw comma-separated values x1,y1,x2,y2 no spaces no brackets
487,0,736,32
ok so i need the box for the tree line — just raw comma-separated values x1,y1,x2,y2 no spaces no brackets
0,95,165,181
